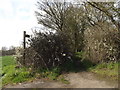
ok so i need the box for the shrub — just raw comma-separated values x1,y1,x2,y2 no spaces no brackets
84,22,119,63
18,31,73,69
15,47,24,66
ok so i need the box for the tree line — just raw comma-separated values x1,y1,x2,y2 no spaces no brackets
16,0,120,69
1,46,16,56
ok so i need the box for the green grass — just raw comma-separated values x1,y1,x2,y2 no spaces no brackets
2,65,34,85
1,56,35,86
89,62,119,80
1,56,68,86
1,56,16,68
36,67,60,80
36,67,69,84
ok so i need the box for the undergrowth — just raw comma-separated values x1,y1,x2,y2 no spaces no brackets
35,67,69,84
36,67,60,80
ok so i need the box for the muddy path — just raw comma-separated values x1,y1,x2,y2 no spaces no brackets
4,71,118,88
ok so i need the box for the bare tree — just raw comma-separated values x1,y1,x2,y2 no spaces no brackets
35,1,88,52
87,2,119,29
35,1,65,31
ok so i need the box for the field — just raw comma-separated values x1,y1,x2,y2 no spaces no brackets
1,56,34,86
1,56,16,68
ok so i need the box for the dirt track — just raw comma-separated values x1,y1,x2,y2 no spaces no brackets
5,71,118,88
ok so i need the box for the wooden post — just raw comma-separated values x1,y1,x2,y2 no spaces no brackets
23,31,26,65
23,31,30,65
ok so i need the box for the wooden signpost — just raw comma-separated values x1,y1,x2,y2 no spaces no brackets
23,31,30,65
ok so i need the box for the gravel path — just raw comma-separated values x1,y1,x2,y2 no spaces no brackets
4,71,118,88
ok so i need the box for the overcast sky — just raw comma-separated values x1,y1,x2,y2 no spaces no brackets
0,0,39,48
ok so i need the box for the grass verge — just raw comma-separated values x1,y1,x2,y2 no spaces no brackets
2,56,69,86
2,65,34,85
74,51,119,81
2,56,35,86
88,62,119,80
35,67,69,84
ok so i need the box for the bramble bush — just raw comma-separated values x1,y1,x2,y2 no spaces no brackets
17,31,73,70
